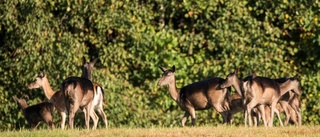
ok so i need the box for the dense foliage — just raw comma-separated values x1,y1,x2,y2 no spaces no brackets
0,0,319,130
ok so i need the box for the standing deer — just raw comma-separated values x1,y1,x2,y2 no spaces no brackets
81,57,108,128
61,76,94,129
221,70,300,127
157,66,230,126
29,70,107,129
28,72,67,129
246,76,301,126
13,95,55,130
244,72,301,127
221,71,267,126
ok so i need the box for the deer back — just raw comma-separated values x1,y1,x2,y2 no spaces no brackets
249,76,281,101
179,77,228,110
62,77,94,107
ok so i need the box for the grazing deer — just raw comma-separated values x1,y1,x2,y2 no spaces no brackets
81,57,108,128
226,93,260,125
157,66,230,126
289,94,301,125
274,75,302,126
274,75,301,126
28,72,67,129
13,95,55,130
264,101,298,126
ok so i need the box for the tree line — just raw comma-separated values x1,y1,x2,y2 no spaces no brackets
0,0,319,130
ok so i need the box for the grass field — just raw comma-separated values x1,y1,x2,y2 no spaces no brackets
1,125,319,137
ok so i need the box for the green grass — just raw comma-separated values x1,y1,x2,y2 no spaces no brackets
1,125,320,137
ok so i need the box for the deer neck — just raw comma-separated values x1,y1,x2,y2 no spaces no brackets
233,77,244,97
279,82,292,96
41,78,56,100
81,70,92,81
167,78,180,102
20,102,28,110
81,73,92,81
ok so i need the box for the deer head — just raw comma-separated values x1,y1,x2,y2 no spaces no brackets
281,74,301,96
221,69,238,88
158,65,175,86
81,57,98,81
28,71,46,89
13,95,29,109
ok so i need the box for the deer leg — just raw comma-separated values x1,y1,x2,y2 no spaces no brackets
189,108,196,126
42,113,55,129
251,108,259,126
181,112,190,127
274,107,283,126
287,105,298,126
90,110,99,129
221,111,230,124
279,101,290,126
297,108,302,126
243,98,249,127
268,102,278,127
85,102,94,129
31,122,41,130
60,112,67,129
257,105,267,127
292,105,301,126
97,108,108,128
246,100,258,127
69,101,79,129
244,110,248,127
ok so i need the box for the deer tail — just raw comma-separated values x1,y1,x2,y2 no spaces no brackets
61,80,77,115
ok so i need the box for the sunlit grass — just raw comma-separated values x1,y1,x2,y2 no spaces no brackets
1,125,319,137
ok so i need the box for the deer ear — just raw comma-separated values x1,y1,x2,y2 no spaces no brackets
39,71,45,78
294,74,299,80
234,69,238,75
22,95,29,101
13,96,19,103
82,56,87,65
171,65,175,72
159,66,167,72
90,58,98,67
42,71,46,78
252,70,256,78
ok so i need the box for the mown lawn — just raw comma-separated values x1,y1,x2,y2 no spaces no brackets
1,125,319,137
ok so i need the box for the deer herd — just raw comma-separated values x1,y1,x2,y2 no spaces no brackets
158,65,302,127
13,61,302,130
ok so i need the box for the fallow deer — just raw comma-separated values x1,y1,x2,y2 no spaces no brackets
157,66,230,126
61,76,95,129
221,71,267,127
289,94,301,125
28,72,67,129
13,95,55,130
274,75,301,125
264,101,298,126
221,70,300,127
274,75,302,126
29,70,107,129
81,57,108,128
226,93,260,125
244,73,301,127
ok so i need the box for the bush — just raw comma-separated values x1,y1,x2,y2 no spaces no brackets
0,0,319,130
